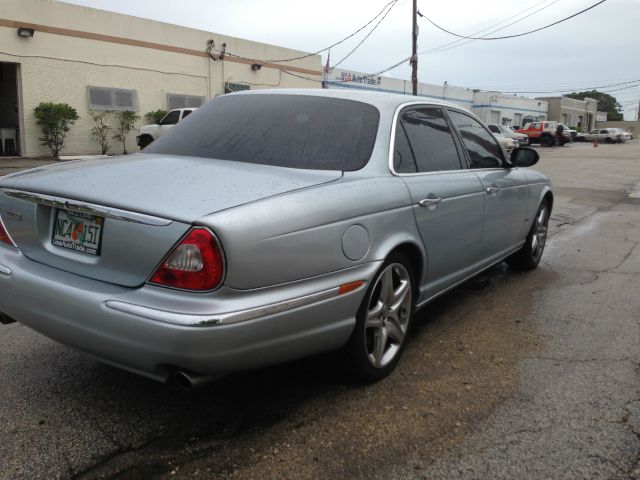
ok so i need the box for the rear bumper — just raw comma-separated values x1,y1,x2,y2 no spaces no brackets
0,245,377,382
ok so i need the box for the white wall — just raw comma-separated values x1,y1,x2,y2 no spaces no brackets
326,69,548,128
471,91,548,126
326,68,474,109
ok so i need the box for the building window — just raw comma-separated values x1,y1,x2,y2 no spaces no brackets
88,86,138,111
224,82,250,94
167,94,205,111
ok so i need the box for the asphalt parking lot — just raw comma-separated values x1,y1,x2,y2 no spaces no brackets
1,141,640,479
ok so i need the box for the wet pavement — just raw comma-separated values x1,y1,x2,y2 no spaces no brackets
1,142,639,479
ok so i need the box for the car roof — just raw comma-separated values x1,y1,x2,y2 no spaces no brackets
226,88,470,114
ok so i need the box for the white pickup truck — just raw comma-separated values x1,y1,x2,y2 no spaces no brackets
136,108,197,149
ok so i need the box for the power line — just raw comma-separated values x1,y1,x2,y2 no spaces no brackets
495,79,640,94
472,76,640,91
212,0,397,64
419,0,560,55
417,0,607,41
331,0,398,69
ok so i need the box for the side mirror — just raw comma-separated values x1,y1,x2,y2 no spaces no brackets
510,147,539,167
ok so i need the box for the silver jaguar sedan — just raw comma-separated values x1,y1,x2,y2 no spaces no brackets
0,89,552,388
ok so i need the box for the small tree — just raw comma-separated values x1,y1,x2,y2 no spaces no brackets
33,102,79,160
90,111,112,155
113,110,141,155
145,109,168,124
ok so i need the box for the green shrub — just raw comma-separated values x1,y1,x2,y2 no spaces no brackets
33,102,79,160
113,110,141,155
145,110,168,124
91,111,112,155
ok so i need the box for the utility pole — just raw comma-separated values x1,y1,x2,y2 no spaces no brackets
411,0,418,96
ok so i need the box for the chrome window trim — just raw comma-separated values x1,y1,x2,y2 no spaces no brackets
1,189,172,226
387,102,507,177
105,282,365,328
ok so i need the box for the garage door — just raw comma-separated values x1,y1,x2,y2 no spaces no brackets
490,111,500,124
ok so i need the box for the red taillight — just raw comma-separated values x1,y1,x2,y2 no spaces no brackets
149,227,224,291
0,217,16,248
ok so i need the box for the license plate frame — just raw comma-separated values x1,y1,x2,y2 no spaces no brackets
51,209,104,257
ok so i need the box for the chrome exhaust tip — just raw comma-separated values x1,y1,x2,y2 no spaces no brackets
169,370,219,391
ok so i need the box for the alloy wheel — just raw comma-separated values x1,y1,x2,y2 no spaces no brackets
531,206,548,260
364,263,412,368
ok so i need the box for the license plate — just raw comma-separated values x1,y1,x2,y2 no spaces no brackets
52,209,104,256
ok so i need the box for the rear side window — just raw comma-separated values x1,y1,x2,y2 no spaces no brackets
488,125,500,133
393,124,417,173
147,95,380,171
395,107,462,173
448,110,505,169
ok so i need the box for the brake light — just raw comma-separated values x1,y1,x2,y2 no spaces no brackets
149,227,224,291
0,216,16,248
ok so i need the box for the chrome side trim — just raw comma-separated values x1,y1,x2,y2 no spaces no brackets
415,243,525,310
0,263,11,276
2,189,172,226
105,283,365,328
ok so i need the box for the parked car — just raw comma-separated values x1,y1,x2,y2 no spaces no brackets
136,108,197,149
487,124,529,146
609,128,632,142
0,90,552,387
516,121,570,146
575,129,625,143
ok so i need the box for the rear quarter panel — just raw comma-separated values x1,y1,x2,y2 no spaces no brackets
523,168,553,224
199,176,423,290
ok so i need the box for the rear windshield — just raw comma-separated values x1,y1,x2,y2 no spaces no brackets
146,94,380,171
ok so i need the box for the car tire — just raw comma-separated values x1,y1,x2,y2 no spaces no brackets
138,136,154,149
507,201,550,271
605,137,613,144
345,252,415,382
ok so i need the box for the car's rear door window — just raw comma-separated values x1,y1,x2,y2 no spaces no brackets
448,110,505,169
395,107,463,173
147,94,380,171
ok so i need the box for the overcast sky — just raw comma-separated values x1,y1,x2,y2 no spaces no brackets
61,0,639,120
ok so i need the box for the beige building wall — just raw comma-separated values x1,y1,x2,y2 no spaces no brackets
536,96,598,131
0,0,322,157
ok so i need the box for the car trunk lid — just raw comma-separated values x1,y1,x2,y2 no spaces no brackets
0,154,341,287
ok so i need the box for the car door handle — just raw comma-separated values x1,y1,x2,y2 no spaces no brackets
419,197,442,208
486,186,500,195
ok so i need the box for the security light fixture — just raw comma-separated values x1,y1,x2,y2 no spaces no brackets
251,63,262,72
17,27,35,38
